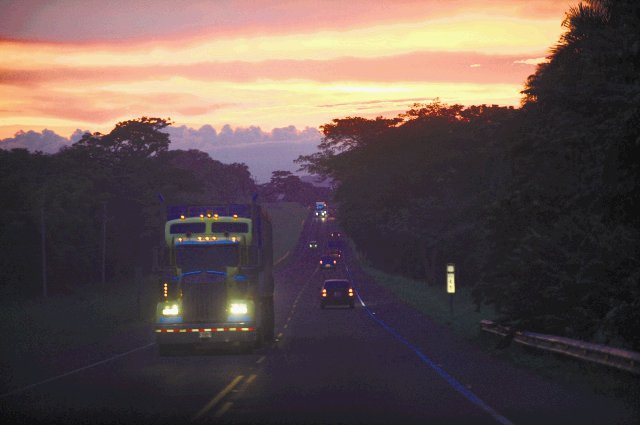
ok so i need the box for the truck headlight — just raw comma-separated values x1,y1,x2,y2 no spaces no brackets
227,300,252,322
162,304,180,316
229,303,248,315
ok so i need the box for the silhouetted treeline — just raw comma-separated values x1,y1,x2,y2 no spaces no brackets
258,170,331,205
0,117,258,296
297,0,640,349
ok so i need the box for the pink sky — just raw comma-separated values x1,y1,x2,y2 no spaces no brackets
0,0,571,139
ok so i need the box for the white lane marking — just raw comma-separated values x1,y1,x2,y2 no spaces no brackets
192,375,244,421
276,266,316,338
0,342,155,399
274,251,291,266
346,264,514,425
246,374,257,385
256,356,266,364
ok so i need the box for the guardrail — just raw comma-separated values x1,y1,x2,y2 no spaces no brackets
480,320,640,375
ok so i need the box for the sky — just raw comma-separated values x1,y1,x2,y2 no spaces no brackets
0,0,571,180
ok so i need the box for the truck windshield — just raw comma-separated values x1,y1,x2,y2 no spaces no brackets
175,245,239,272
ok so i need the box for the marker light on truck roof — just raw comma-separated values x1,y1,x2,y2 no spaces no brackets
213,214,219,220
163,283,168,298
180,214,185,220
200,213,204,220
233,214,238,220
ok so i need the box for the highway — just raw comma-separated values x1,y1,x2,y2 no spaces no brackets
1,214,636,424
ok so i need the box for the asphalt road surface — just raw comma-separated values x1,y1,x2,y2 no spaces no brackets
1,214,637,424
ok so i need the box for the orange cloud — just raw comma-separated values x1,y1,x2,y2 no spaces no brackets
1,51,543,88
0,0,569,139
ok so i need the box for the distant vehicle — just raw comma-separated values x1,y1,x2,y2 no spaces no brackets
319,255,337,270
315,201,328,218
328,249,342,259
308,240,318,249
328,231,343,248
321,279,355,309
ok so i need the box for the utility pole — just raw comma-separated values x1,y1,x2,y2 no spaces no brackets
101,200,107,284
41,205,47,298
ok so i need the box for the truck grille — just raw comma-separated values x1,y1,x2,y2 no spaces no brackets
181,273,227,323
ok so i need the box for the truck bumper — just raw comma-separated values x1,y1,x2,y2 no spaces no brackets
155,323,258,345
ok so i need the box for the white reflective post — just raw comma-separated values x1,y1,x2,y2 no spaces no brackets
446,263,455,315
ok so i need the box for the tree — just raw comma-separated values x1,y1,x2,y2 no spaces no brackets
71,117,172,161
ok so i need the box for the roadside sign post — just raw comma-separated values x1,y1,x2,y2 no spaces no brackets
446,263,455,316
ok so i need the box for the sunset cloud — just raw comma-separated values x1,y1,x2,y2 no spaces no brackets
0,0,569,140
0,124,321,182
513,57,550,65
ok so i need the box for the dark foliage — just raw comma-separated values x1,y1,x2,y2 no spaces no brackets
297,0,640,350
0,117,257,296
258,170,330,204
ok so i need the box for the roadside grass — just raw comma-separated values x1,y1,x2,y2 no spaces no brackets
362,265,489,340
263,201,309,263
2,201,309,386
0,276,156,359
360,263,640,412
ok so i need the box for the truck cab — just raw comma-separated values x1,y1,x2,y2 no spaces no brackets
155,203,274,354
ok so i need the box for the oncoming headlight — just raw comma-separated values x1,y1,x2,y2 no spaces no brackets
229,303,248,315
162,304,180,316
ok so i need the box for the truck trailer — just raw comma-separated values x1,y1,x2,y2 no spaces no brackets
154,202,274,354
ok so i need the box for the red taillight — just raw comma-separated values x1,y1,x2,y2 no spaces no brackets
319,260,322,265
333,260,337,264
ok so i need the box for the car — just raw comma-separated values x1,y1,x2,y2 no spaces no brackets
319,255,337,270
308,240,318,249
329,231,342,239
321,279,355,308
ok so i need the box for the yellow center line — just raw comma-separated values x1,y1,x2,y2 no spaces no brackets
214,401,234,418
192,375,244,421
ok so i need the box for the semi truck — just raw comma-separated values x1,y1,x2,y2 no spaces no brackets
154,202,274,354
